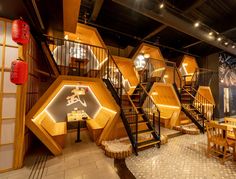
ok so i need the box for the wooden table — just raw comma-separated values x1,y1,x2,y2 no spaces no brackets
69,57,89,76
220,123,236,140
67,113,89,143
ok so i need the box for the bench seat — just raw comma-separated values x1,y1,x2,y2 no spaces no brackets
41,114,67,148
87,108,112,141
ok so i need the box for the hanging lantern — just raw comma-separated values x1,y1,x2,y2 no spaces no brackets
12,19,30,45
10,59,28,85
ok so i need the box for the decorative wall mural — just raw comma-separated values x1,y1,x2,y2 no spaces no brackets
46,85,100,122
219,53,236,86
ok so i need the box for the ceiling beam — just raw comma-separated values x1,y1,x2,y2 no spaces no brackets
142,0,206,41
113,0,236,56
63,0,81,33
183,26,236,49
183,41,202,49
90,0,104,21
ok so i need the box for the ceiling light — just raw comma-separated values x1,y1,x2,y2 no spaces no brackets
208,32,213,36
217,37,222,41
194,22,200,27
232,45,235,49
137,54,145,61
64,35,68,40
159,3,164,9
144,53,150,58
152,92,158,96
224,42,229,46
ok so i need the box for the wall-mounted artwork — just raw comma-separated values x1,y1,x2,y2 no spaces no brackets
219,53,236,86
46,85,100,122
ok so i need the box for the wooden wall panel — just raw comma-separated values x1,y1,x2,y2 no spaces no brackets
132,43,164,61
150,83,180,107
113,56,139,87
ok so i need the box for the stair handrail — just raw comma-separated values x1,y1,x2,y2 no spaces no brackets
191,87,215,107
182,88,214,120
44,34,107,50
139,83,161,136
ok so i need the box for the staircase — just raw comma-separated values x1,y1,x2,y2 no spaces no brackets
43,35,160,155
104,74,161,155
176,72,215,133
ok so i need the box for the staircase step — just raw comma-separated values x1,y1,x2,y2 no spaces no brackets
132,129,153,135
129,120,148,125
180,119,192,125
122,106,141,110
126,114,144,118
137,139,160,149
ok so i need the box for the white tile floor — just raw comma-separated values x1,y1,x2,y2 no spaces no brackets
0,131,119,179
126,134,236,179
3,129,236,179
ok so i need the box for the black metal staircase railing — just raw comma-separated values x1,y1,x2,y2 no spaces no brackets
139,83,161,141
44,35,108,77
191,68,216,89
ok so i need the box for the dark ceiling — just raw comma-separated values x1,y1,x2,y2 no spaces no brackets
0,0,63,37
79,0,236,59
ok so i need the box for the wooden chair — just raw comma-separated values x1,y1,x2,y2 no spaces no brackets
224,118,236,139
206,122,235,164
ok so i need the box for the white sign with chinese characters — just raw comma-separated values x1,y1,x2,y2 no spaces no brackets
66,86,87,107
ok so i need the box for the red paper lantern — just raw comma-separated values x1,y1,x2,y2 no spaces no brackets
12,19,30,45
10,59,28,85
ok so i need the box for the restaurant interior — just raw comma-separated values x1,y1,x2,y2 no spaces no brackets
1,0,236,178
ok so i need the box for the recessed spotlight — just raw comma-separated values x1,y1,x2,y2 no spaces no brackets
159,3,164,9
232,45,235,49
224,42,229,46
194,22,200,27
217,37,222,41
208,32,213,36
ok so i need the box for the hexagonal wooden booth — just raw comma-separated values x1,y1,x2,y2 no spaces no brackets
113,55,139,94
149,83,181,128
178,55,199,82
50,23,108,75
26,76,126,156
132,43,166,79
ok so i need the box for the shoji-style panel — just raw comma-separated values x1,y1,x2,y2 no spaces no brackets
0,18,18,172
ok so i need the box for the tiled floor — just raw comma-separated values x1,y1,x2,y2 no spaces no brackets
0,131,119,179
160,127,181,137
126,134,236,179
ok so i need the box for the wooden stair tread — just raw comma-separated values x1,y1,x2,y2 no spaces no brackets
126,114,144,118
137,139,160,149
122,106,141,110
129,120,148,125
132,129,153,135
180,119,192,125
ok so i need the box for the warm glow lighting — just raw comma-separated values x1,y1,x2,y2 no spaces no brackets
194,22,200,27
232,45,235,49
217,37,222,41
208,32,213,36
182,63,188,67
164,75,169,78
156,104,180,109
34,85,103,122
159,3,164,9
137,54,145,61
144,53,150,58
152,92,158,96
64,35,68,40
224,42,229,46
